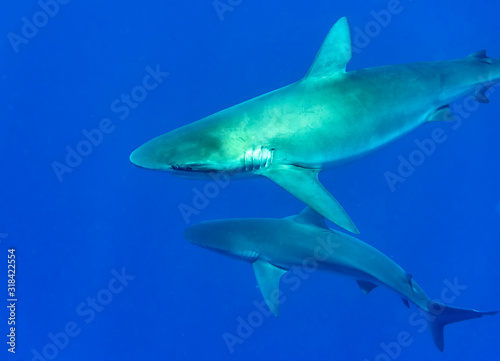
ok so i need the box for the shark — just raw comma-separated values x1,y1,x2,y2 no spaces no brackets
130,17,499,233
183,207,497,351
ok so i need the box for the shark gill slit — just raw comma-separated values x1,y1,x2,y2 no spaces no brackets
244,147,274,172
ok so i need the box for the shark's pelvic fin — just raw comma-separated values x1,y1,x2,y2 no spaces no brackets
252,260,287,317
356,280,378,295
261,165,359,234
287,207,329,230
305,17,352,78
402,298,410,308
471,83,496,103
425,301,498,352
427,105,455,122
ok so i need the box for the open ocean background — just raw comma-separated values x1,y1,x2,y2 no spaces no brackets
1,1,499,360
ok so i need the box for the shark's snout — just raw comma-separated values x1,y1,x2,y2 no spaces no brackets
129,146,158,170
183,224,205,246
129,134,176,171
130,128,217,174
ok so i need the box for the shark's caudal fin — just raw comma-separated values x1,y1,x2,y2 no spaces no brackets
425,301,497,352
260,165,359,234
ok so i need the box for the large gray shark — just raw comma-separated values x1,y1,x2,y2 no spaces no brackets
183,208,497,351
130,17,499,233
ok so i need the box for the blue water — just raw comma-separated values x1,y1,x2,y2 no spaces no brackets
2,1,499,360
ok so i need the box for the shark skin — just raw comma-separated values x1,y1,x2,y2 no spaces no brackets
183,208,497,352
130,17,500,234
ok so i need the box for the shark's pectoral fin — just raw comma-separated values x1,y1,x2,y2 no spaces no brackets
252,260,287,317
260,165,359,234
356,280,378,295
427,105,455,122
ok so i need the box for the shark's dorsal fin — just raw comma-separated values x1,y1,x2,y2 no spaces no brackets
467,50,492,64
305,17,352,78
253,260,287,317
260,164,359,234
288,207,329,230
356,280,378,295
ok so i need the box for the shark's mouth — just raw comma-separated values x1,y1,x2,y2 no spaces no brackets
167,164,224,180
171,163,201,171
170,163,220,173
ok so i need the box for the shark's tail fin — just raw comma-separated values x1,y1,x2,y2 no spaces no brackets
425,301,497,351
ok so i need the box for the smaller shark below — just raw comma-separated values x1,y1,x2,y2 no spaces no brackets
183,208,497,351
